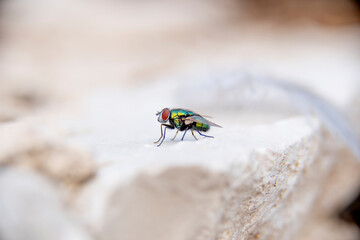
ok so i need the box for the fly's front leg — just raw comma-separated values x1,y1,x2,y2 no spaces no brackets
154,124,165,144
157,126,169,147
154,124,174,146
171,130,179,140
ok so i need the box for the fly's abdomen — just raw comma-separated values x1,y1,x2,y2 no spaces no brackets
194,122,210,132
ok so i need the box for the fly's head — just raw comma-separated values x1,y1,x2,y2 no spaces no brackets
156,108,170,123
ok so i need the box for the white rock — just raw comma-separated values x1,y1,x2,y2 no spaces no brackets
69,83,324,240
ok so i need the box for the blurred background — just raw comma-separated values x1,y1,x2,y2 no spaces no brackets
0,0,360,240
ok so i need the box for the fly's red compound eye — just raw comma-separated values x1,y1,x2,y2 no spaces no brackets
162,109,170,121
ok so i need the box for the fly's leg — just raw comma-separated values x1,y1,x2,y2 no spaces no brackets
171,130,179,140
157,127,170,147
154,124,173,144
196,130,214,138
181,130,188,141
191,129,198,140
154,124,164,144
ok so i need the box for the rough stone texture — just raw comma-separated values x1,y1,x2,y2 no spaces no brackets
294,153,360,240
0,1,359,240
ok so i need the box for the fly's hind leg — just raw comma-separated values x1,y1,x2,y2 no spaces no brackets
191,129,198,140
196,130,214,138
171,130,179,140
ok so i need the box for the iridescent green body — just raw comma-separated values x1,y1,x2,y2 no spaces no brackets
169,109,210,132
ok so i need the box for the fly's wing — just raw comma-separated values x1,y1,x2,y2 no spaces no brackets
184,115,222,128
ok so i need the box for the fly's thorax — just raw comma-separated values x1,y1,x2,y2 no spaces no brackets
170,109,194,118
169,109,194,130
169,117,182,130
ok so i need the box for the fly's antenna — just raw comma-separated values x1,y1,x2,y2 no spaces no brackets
156,111,160,116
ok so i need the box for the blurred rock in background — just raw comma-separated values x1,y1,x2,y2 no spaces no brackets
242,0,360,25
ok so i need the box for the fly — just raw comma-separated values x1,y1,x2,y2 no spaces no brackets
154,108,222,147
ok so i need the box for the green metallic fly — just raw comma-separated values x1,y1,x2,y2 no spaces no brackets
154,108,222,147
